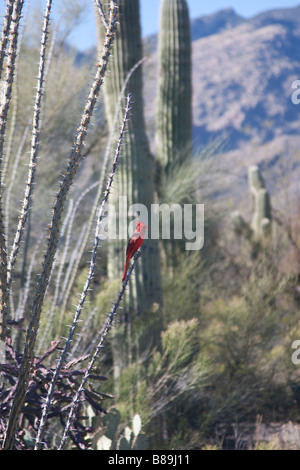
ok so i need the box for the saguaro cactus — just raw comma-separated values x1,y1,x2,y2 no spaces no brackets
232,165,272,245
155,0,192,169
96,0,162,379
249,165,272,239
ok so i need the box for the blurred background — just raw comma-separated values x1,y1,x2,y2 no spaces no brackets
1,0,300,450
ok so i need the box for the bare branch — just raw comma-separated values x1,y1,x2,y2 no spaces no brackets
34,92,130,451
7,1,51,291
0,0,14,80
61,57,146,315
0,0,25,342
3,0,119,450
95,0,109,30
58,250,141,450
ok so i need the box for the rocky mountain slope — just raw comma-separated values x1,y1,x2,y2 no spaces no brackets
143,5,300,205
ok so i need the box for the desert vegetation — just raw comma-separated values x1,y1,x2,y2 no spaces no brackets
0,0,300,450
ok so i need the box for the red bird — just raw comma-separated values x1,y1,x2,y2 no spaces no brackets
122,222,148,282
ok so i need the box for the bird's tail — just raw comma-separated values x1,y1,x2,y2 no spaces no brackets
122,257,130,282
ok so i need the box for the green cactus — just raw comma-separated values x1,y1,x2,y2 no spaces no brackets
232,165,272,246
96,409,148,450
155,0,192,169
249,166,272,240
95,0,162,382
97,0,162,309
103,408,121,442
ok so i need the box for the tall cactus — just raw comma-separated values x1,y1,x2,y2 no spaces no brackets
96,0,162,380
249,165,272,239
232,165,272,246
155,0,192,169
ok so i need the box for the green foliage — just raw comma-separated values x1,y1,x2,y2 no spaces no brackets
147,319,209,448
202,443,220,450
107,317,210,448
254,441,277,450
159,319,200,370
162,251,203,324
117,364,150,425
200,254,297,433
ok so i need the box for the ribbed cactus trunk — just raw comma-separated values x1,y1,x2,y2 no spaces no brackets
155,0,192,169
232,165,272,255
249,165,272,240
96,0,162,382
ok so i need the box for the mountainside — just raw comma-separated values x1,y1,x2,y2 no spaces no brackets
190,8,245,41
191,21,300,148
143,4,300,204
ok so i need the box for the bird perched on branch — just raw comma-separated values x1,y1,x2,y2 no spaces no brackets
122,222,148,282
